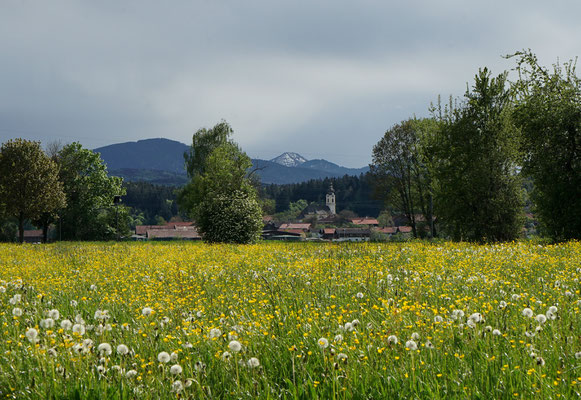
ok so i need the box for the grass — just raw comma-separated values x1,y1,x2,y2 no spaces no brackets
0,241,580,399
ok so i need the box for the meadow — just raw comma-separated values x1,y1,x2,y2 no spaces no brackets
0,241,580,399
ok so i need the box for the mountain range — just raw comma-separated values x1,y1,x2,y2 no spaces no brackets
94,138,369,185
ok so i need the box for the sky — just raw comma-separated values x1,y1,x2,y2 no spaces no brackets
1,1,580,167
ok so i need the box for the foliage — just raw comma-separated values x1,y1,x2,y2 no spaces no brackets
262,174,382,218
431,68,525,242
508,50,581,240
0,241,580,399
370,118,436,238
272,199,308,223
0,139,66,242
181,129,263,244
183,121,233,178
123,181,180,225
57,142,126,240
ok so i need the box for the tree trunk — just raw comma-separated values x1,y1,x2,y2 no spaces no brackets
42,223,49,244
18,211,24,244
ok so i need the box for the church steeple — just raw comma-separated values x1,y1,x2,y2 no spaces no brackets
326,183,336,215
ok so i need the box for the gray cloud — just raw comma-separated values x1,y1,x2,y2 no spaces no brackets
1,0,580,166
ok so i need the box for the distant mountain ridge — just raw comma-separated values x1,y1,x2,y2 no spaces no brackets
94,138,368,185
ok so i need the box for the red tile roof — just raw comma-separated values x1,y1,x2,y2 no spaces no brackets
376,227,397,234
398,226,413,233
351,218,379,225
146,228,201,239
279,223,311,230
23,230,43,237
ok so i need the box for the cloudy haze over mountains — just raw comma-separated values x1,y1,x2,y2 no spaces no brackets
1,1,580,167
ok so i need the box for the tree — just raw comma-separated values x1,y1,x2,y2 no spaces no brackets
56,142,126,240
431,68,524,242
0,139,66,243
370,118,435,238
180,124,263,244
508,50,581,240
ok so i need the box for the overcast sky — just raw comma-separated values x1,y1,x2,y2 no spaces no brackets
1,1,580,167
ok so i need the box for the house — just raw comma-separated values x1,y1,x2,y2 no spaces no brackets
279,223,311,232
262,229,303,241
23,230,43,243
351,218,379,227
135,222,201,241
333,228,371,242
321,228,335,240
298,184,337,220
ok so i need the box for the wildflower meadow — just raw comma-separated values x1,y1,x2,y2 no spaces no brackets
0,241,580,399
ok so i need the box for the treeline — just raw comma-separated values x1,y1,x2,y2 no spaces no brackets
0,140,130,242
260,174,382,217
370,51,580,242
123,182,180,225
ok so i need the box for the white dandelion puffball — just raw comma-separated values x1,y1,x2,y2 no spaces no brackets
70,300,78,307
411,332,420,340
334,334,344,343
352,319,360,327
356,292,364,299
388,335,398,345
499,301,507,309
318,338,329,349
492,329,502,336
9,294,21,305
535,314,547,324
468,313,482,323
172,380,184,392
97,343,112,356
117,344,129,355
575,352,581,359
344,322,354,332
337,353,348,362
126,370,138,378
247,357,260,368
405,340,418,351
170,364,182,375
221,351,231,361
209,328,222,339
72,324,85,335
522,308,534,318
228,340,242,353
40,318,55,329
434,316,443,323
141,307,153,316
48,309,60,320
60,319,72,330
25,328,39,343
158,351,171,363
548,306,558,314
12,308,23,317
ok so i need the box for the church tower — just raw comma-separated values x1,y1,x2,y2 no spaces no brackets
326,183,336,215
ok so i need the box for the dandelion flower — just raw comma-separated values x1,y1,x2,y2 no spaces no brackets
337,353,348,362
141,307,153,316
574,352,581,360
209,328,222,339
170,352,179,363
116,344,129,355
40,318,55,329
411,332,420,340
158,351,171,363
247,357,260,368
405,340,418,351
170,364,182,375
48,309,60,320
25,328,39,343
388,335,398,345
434,316,443,323
468,313,482,323
126,370,138,378
535,314,547,324
12,307,23,317
492,329,502,336
172,380,184,392
522,308,534,318
499,301,507,309
356,292,364,299
228,340,242,353
72,324,85,336
425,340,435,349
61,319,72,330
334,334,343,343
221,351,231,361
318,337,329,349
97,343,112,356
352,319,360,327
344,322,354,332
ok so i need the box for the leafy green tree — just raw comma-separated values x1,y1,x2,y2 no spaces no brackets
370,118,435,238
508,50,581,240
183,121,233,178
432,68,524,242
186,142,262,243
56,142,125,240
0,139,66,243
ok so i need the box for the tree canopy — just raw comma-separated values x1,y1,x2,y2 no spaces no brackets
0,139,66,242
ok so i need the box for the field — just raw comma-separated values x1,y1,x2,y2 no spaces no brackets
0,241,580,399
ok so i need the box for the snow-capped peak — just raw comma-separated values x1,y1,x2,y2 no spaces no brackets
270,152,308,167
